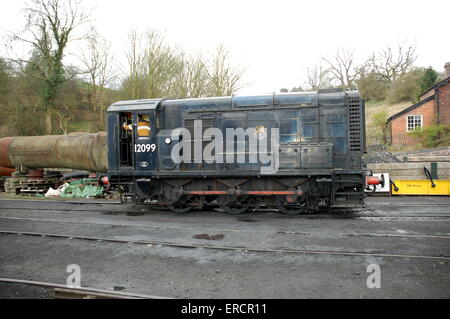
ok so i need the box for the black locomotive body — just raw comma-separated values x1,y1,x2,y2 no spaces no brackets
106,89,367,214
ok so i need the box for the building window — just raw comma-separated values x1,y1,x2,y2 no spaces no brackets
407,115,422,132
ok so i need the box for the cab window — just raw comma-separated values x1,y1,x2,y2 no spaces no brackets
137,114,151,137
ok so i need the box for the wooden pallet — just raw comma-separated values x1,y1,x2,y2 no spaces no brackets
4,177,60,195
0,177,6,192
20,188,47,196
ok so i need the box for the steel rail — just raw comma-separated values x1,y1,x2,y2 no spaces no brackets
2,198,450,208
0,277,170,299
1,205,450,219
1,229,449,261
1,215,449,240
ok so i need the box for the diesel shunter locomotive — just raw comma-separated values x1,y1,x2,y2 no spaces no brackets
106,89,377,215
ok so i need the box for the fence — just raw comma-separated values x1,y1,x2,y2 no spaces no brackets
366,133,450,153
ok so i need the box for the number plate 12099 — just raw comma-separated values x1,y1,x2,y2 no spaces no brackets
134,144,156,152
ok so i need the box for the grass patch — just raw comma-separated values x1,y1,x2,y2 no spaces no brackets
365,100,410,137
67,121,93,133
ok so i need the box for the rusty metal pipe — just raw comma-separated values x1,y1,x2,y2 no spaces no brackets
0,132,107,172
0,167,15,177
180,190,302,196
0,137,14,168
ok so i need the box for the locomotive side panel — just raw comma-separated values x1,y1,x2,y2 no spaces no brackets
106,90,368,213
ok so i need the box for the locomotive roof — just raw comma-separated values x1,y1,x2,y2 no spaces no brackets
107,99,163,112
107,90,353,112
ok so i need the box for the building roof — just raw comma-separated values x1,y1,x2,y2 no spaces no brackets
387,95,435,122
420,76,450,98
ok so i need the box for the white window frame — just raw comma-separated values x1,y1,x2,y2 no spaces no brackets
406,114,423,132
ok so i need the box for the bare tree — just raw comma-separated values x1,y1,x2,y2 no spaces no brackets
305,63,332,91
367,43,417,83
186,57,209,98
55,110,71,134
82,30,115,108
142,31,178,98
0,58,12,106
207,44,244,96
11,0,89,134
172,54,208,98
122,35,246,99
81,29,115,129
322,48,360,89
123,30,179,99
124,30,145,100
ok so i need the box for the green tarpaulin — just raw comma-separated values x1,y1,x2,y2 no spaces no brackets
60,178,103,198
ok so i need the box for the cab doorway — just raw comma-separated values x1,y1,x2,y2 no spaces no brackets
119,112,133,167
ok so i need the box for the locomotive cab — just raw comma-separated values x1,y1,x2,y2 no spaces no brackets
106,99,162,175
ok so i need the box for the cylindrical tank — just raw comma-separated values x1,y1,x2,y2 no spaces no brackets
0,132,107,172
0,167,15,176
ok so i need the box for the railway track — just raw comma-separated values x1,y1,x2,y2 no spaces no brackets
2,199,450,209
0,277,170,299
2,197,450,206
1,229,449,261
2,203,450,220
1,215,449,239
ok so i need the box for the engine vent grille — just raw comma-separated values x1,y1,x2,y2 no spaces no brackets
348,94,361,152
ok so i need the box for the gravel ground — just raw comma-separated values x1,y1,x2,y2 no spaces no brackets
363,152,401,163
0,283,53,299
0,197,449,299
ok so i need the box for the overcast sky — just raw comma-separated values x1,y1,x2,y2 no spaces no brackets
1,0,449,95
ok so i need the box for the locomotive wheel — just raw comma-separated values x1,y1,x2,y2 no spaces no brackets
221,204,248,215
217,196,249,215
168,203,193,214
275,197,307,215
161,193,194,214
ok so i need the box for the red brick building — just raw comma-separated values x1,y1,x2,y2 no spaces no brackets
386,62,450,146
